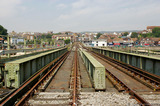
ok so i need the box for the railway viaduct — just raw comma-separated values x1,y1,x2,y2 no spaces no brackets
0,43,159,106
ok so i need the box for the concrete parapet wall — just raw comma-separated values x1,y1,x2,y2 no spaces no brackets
92,47,160,76
4,47,67,88
79,48,106,90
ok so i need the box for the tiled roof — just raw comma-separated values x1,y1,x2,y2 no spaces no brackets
147,26,160,29
131,38,138,42
107,39,113,42
0,38,4,40
151,38,160,41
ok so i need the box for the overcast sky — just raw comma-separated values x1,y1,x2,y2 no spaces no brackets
0,0,160,33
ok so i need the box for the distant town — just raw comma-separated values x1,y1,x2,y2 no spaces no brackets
0,25,160,50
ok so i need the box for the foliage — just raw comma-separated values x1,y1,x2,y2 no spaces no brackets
0,25,8,40
53,32,62,35
152,27,160,37
131,32,138,38
36,40,41,44
0,25,8,35
40,34,53,45
18,42,24,45
64,39,70,44
41,34,52,39
123,32,129,36
65,32,68,35
111,37,115,39
27,40,34,44
141,27,160,38
152,27,160,34
96,33,102,39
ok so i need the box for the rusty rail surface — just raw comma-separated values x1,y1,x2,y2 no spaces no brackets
89,51,150,105
0,51,69,106
105,69,151,106
72,47,78,106
81,43,160,89
92,51,160,91
88,50,151,105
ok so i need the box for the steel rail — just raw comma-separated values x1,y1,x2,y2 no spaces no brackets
72,47,78,106
16,51,70,106
80,43,160,86
88,50,151,105
101,52,160,83
0,51,69,106
105,68,151,106
92,51,160,90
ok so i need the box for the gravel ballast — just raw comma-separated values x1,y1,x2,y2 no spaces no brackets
79,92,138,106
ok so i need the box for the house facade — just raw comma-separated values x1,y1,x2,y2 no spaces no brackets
10,37,24,44
52,34,71,40
140,38,154,46
92,39,107,47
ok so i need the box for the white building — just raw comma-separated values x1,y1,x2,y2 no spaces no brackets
92,39,107,47
10,37,24,44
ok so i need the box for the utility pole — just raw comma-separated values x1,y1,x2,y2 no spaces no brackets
50,41,53,48
41,39,43,48
24,39,26,54
7,36,10,58
34,39,36,49
148,47,150,56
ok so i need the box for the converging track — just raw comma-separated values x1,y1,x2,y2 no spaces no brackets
89,48,160,105
80,43,160,105
0,43,160,106
71,45,79,105
0,50,70,106
0,43,93,106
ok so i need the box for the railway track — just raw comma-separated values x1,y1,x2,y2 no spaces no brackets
0,51,70,106
89,49,160,106
92,51,160,90
70,46,80,105
0,44,83,106
1,43,159,105
27,45,81,106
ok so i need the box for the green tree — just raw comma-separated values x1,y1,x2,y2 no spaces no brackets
18,42,24,45
152,27,160,37
123,32,129,36
27,40,34,44
53,32,62,35
152,27,160,34
96,33,102,39
0,25,8,35
111,37,115,39
131,32,138,38
41,34,52,39
64,39,70,44
36,40,41,44
46,34,52,39
65,32,68,35
141,27,160,38
0,25,8,40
